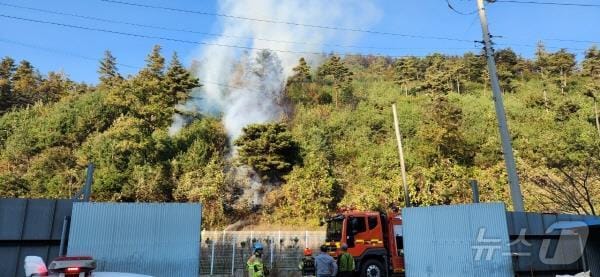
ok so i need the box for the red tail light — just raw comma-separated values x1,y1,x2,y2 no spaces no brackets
66,267,80,272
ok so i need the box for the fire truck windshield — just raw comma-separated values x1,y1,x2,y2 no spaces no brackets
325,216,344,241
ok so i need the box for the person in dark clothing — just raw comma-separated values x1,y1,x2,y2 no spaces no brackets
299,248,316,277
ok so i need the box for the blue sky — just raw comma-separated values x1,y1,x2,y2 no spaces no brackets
0,0,598,84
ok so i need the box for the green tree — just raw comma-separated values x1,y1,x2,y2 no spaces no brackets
289,57,312,83
422,54,453,94
234,123,300,182
417,96,475,166
165,52,200,105
264,152,335,226
0,57,16,112
583,46,600,79
463,52,486,83
37,71,71,103
108,46,173,128
494,48,519,93
318,55,353,106
173,156,228,228
547,49,576,94
98,50,122,88
447,57,467,94
12,60,40,105
140,45,165,80
394,57,420,94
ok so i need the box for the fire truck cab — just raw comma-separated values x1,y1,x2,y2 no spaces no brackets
324,210,404,277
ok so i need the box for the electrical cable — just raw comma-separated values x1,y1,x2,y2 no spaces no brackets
0,13,475,58
0,2,478,52
99,0,475,42
493,0,600,7
0,37,138,69
446,0,479,15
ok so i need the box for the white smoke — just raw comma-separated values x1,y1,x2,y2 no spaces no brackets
171,0,381,214
174,0,382,139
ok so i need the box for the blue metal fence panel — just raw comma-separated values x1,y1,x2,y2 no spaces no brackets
67,202,202,277
403,203,513,277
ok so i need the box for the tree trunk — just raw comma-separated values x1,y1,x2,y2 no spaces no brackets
334,88,338,108
543,87,548,112
595,99,600,138
560,68,565,95
456,78,461,94
541,70,548,112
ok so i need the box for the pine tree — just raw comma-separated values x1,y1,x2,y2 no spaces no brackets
317,55,353,106
165,52,200,105
37,71,71,103
12,60,40,105
463,52,486,82
0,57,16,112
583,46,600,79
422,54,453,94
140,45,165,80
289,57,312,83
394,57,420,94
234,123,300,182
98,50,122,87
494,48,519,93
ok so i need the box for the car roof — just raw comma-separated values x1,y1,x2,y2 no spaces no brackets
92,273,153,277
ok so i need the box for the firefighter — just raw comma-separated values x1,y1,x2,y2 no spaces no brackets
337,243,355,277
298,248,316,277
247,242,269,277
315,245,337,277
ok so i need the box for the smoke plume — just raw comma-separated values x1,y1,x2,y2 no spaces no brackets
174,0,381,140
172,0,381,214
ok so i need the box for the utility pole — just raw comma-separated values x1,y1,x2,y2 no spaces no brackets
392,104,410,208
476,0,525,212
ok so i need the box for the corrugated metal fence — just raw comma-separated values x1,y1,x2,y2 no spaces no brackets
402,203,514,277
507,211,600,276
0,198,73,277
67,202,202,277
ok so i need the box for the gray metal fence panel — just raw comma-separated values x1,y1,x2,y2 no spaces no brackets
403,203,513,277
0,198,27,240
0,198,73,277
67,202,202,277
506,212,600,275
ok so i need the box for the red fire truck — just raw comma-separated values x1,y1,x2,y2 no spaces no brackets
323,210,405,277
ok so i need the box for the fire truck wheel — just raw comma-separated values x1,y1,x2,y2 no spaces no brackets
360,259,385,277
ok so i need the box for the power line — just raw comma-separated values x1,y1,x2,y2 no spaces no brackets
495,41,588,52
544,38,600,45
0,13,323,56
0,37,138,69
100,0,475,43
0,2,477,52
446,0,479,15
0,37,263,91
493,0,600,7
0,14,474,58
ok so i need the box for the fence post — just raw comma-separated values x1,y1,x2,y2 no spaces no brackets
305,231,308,248
232,237,236,276
210,240,215,275
270,241,274,268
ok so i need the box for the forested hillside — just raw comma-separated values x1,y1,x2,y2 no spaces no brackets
1,44,599,229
